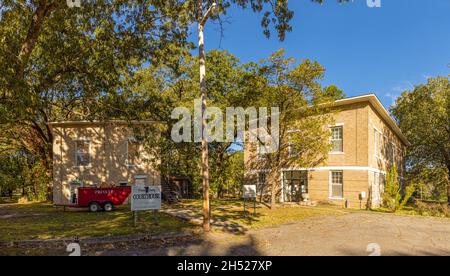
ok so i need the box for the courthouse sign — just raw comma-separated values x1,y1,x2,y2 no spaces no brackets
131,186,161,211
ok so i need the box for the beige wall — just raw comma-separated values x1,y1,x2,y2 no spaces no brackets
367,104,406,176
307,170,369,209
244,99,407,208
326,102,369,168
52,123,160,205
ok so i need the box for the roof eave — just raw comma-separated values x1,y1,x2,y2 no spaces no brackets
333,94,410,147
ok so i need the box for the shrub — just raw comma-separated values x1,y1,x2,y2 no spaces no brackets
415,200,450,218
383,164,415,212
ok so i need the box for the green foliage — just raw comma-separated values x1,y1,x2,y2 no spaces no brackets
391,76,450,203
0,151,49,202
383,164,415,212
0,1,350,201
139,50,258,198
248,49,343,207
408,166,448,202
210,151,244,198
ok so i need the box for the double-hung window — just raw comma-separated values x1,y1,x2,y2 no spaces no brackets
374,129,382,158
75,140,90,167
330,171,344,199
330,126,343,153
127,139,140,167
258,172,266,195
389,143,395,165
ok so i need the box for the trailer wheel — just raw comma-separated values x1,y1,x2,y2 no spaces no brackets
103,202,114,212
89,202,101,212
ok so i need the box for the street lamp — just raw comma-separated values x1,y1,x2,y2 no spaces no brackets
198,1,218,232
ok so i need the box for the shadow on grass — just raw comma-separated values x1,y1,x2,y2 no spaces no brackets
114,233,264,256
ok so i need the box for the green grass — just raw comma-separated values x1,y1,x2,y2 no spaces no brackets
173,199,345,231
0,203,195,241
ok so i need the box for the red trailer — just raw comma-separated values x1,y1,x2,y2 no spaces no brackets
63,186,132,212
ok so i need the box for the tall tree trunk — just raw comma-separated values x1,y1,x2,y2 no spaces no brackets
16,0,55,79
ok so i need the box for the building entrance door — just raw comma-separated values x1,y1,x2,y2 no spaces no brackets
283,171,308,202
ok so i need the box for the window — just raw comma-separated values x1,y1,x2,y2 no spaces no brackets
288,130,300,157
134,176,147,186
257,139,273,157
283,171,308,202
75,140,90,167
389,143,395,165
127,140,140,166
374,129,382,158
383,136,389,160
330,126,343,153
258,172,266,195
330,171,344,199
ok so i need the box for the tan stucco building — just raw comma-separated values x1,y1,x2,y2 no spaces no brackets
49,121,161,206
244,94,409,209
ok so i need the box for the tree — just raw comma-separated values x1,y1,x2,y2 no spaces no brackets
248,49,343,208
0,0,194,198
136,50,261,199
0,0,350,200
391,77,450,204
382,164,415,212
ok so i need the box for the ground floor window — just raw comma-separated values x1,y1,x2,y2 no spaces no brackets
330,171,344,199
257,172,266,195
283,171,308,202
134,176,147,186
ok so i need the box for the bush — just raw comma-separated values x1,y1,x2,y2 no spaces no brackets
415,200,450,218
383,164,415,212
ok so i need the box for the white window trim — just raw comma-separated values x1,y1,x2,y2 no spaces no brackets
74,139,91,168
329,124,344,154
134,175,149,186
328,123,345,127
374,127,381,159
389,142,396,165
329,171,344,200
287,131,300,158
126,138,142,168
256,140,269,159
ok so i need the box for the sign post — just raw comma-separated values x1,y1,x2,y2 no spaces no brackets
131,186,161,227
243,185,257,216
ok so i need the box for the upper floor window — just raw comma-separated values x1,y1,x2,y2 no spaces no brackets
374,129,382,158
389,143,395,165
257,136,273,157
127,139,141,166
75,140,90,167
257,141,266,156
383,136,389,160
288,131,299,157
330,126,343,153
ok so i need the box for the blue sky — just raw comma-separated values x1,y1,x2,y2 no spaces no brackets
191,0,450,109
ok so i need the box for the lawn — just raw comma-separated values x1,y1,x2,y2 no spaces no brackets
0,200,346,242
172,199,346,231
0,203,195,242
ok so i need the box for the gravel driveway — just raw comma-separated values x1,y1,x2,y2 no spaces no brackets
104,212,450,256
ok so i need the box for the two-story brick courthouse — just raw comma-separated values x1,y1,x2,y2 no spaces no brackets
244,94,409,209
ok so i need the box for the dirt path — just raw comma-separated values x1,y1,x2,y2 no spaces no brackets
102,212,450,256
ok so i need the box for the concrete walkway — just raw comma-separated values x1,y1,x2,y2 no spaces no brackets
105,212,450,256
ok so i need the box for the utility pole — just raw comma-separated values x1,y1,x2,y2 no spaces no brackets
198,1,218,232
